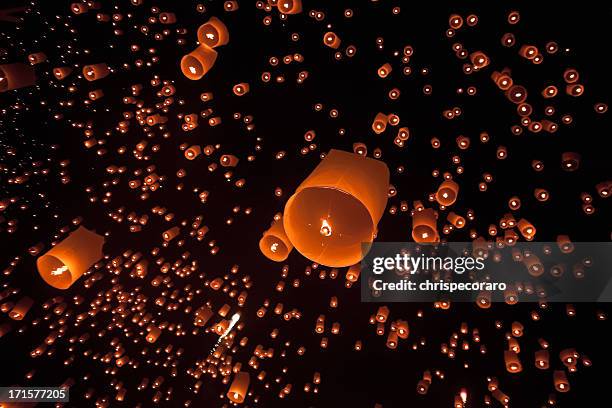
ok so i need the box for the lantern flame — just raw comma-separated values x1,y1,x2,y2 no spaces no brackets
320,219,332,237
50,265,69,276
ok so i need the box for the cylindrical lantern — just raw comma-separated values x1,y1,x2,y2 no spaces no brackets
185,145,201,160
283,149,390,267
436,180,459,206
37,226,104,289
322,32,341,49
0,63,36,92
197,17,229,48
82,63,110,81
505,350,522,373
53,67,73,80
535,350,549,369
9,296,34,320
259,218,293,262
412,208,439,243
553,370,570,392
277,0,302,14
227,371,250,403
345,264,361,283
181,46,218,80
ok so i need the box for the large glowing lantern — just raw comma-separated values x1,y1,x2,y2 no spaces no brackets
37,226,104,289
227,371,250,403
283,149,390,267
0,63,36,92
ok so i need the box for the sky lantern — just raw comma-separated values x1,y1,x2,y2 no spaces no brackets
283,149,390,267
36,226,104,289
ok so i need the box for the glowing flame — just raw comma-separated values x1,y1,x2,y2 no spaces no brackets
206,33,216,40
189,66,197,74
270,242,279,253
320,219,332,237
460,389,467,403
50,265,69,276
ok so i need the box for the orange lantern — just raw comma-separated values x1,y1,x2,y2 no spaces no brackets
435,180,459,206
181,46,218,80
0,63,36,92
52,67,72,80
371,112,388,134
411,208,439,243
197,17,229,48
37,226,104,289
159,12,176,24
556,235,574,253
517,218,536,240
27,52,47,65
277,0,302,14
9,297,33,320
82,63,110,81
553,370,570,392
378,63,392,78
346,264,361,283
228,371,250,403
283,149,390,267
232,82,249,96
535,350,549,369
220,154,239,167
322,32,341,49
259,218,293,262
185,145,201,160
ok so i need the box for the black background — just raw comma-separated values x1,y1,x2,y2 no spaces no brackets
1,0,611,407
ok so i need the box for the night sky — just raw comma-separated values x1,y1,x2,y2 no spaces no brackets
1,0,611,407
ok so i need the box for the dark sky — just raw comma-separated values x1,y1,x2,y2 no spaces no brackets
1,0,611,407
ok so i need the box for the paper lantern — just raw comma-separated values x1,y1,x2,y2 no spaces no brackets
322,32,341,49
556,235,574,253
159,12,176,24
185,145,201,160
181,46,218,80
37,226,104,289
71,3,88,14
0,63,36,92
283,149,390,267
259,218,293,262
53,66,72,80
535,350,549,369
371,112,388,134
345,264,361,283
411,208,439,243
517,218,536,240
220,154,239,167
146,326,161,343
9,296,33,320
82,63,110,81
553,370,570,392
227,371,250,403
232,82,249,96
197,17,229,48
27,52,47,65
436,180,459,206
277,0,302,14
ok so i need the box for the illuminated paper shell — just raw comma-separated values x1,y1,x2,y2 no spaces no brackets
181,46,218,80
0,63,36,92
227,371,250,403
283,149,390,267
259,218,293,262
37,226,104,289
